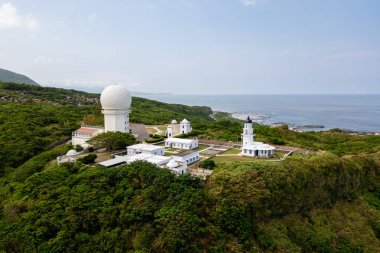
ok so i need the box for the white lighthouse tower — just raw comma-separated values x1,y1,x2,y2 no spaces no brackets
242,116,255,146
100,84,132,133
180,119,191,134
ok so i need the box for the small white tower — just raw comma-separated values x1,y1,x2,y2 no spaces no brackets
167,126,173,138
242,116,255,146
100,84,132,133
180,119,191,134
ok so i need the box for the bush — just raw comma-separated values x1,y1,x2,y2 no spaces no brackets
256,233,276,251
270,137,286,145
78,154,97,164
145,137,164,143
199,160,216,170
176,131,202,138
371,221,380,239
75,144,84,152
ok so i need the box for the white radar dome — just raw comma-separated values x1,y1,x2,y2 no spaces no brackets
167,159,179,168
100,84,132,110
66,150,78,156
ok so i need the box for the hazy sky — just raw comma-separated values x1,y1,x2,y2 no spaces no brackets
0,0,379,94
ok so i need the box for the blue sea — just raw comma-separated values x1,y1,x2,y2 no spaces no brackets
137,94,380,133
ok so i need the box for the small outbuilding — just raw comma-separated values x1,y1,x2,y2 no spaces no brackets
57,149,79,165
166,159,187,175
167,119,192,137
165,138,198,150
72,126,104,148
127,144,165,156
173,150,200,165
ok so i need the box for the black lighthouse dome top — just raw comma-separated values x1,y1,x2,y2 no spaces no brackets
245,116,252,123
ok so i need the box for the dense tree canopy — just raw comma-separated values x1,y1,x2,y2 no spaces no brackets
0,102,94,172
86,132,136,151
0,151,379,252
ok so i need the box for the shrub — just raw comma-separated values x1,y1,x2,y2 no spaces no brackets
199,160,216,170
145,138,164,143
371,221,380,239
75,144,84,152
176,131,202,138
270,137,286,145
78,154,97,164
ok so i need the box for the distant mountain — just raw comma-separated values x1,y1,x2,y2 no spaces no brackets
0,68,39,86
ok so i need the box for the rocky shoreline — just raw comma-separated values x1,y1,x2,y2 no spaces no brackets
228,111,380,136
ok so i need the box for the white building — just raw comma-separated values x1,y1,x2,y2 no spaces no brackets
165,138,198,150
100,84,131,133
98,153,187,175
167,119,192,138
173,150,200,165
241,117,275,158
180,119,191,134
127,144,165,156
72,84,132,148
57,149,78,165
98,153,170,168
166,159,187,175
72,126,104,148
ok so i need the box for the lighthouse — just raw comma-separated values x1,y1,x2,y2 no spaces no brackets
242,116,255,146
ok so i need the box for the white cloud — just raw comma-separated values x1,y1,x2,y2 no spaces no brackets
241,0,260,6
0,3,39,31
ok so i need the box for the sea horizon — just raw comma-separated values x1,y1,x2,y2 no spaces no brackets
137,93,380,133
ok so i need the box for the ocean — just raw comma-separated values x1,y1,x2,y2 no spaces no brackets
137,94,380,133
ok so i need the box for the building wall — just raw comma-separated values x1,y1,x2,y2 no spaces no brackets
180,122,191,134
242,148,274,158
165,140,198,150
72,136,89,147
173,151,200,165
127,147,165,156
167,121,191,137
103,109,129,133
242,122,255,146
167,127,173,138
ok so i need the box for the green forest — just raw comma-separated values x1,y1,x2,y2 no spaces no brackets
0,82,379,252
0,149,379,252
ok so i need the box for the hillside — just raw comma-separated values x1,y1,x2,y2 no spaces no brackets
0,82,213,171
0,150,379,252
0,82,379,252
0,68,39,86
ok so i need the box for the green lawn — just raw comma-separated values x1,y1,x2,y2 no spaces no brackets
211,156,257,163
157,125,167,132
193,144,210,151
220,148,241,155
275,151,287,159
165,148,178,152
